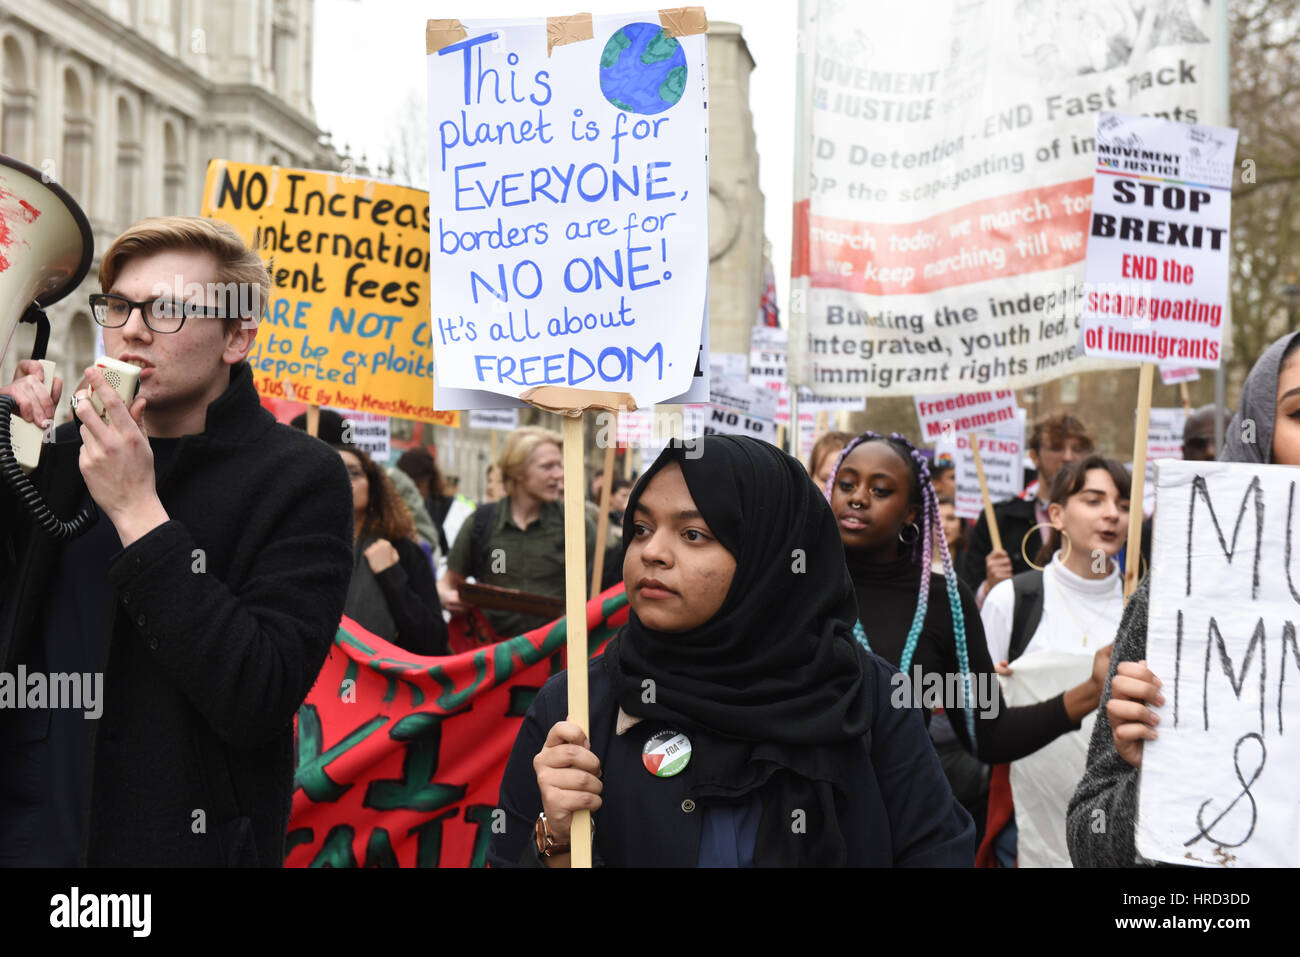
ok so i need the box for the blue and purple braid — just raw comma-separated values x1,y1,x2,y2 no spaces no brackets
827,431,977,745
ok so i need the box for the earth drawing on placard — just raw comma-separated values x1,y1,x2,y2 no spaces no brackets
599,22,688,115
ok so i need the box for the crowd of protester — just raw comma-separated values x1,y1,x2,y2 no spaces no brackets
2,213,1294,868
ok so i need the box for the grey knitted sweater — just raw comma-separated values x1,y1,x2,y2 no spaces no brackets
1066,577,1155,867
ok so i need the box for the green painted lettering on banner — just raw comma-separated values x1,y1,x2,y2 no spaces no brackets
295,706,389,802
431,649,489,711
363,717,467,812
364,827,399,868
463,804,497,868
310,824,358,867
408,808,458,868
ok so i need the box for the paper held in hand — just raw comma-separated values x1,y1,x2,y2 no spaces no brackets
1136,460,1300,868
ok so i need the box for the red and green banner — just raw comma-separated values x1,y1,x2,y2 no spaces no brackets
286,585,629,867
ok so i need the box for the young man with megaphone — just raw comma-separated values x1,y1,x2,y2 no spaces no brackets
0,215,354,867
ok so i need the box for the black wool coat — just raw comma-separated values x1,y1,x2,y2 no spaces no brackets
488,651,975,867
0,361,353,866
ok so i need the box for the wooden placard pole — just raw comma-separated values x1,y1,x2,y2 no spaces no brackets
590,410,619,600
815,409,828,438
1179,381,1192,416
521,385,636,869
968,431,1003,553
305,404,320,439
1125,363,1155,601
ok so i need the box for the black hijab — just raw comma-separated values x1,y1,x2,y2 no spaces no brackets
604,435,875,866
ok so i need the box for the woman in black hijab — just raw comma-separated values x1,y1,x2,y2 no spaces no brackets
488,434,974,867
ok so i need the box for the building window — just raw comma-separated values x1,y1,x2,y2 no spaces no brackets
163,120,185,215
115,96,140,227
1,35,33,160
62,68,92,199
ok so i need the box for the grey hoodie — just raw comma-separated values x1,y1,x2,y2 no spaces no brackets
1066,330,1299,867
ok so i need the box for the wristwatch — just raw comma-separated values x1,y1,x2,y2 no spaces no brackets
535,812,570,858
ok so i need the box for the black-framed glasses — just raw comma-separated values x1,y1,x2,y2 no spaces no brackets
88,293,226,334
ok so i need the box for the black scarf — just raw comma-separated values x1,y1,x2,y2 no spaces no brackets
604,435,875,866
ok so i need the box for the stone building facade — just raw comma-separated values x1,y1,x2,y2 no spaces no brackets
0,0,340,395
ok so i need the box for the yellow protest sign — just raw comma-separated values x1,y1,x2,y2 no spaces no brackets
201,160,443,422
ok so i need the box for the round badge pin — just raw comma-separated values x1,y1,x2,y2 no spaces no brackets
642,729,692,777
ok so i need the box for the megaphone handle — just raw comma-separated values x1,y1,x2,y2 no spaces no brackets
19,303,50,362
0,394,98,540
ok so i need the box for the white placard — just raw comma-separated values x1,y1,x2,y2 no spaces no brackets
1137,460,1300,867
1161,365,1201,385
747,324,864,425
789,1,1229,397
1147,407,1187,461
939,430,1025,520
324,407,391,459
914,390,1018,444
1081,112,1238,367
1140,406,1189,515
709,352,749,380
468,408,520,432
426,15,709,406
709,375,778,422
688,374,778,444
617,407,657,447
434,297,709,410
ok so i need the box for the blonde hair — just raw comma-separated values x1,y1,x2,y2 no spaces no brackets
498,426,563,495
99,216,270,334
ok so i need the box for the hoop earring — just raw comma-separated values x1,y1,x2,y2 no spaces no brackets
898,522,920,545
1021,522,1070,572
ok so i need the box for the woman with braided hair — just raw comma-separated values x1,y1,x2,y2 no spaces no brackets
826,431,1111,774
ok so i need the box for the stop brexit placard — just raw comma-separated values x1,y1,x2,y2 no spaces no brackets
1080,112,1238,368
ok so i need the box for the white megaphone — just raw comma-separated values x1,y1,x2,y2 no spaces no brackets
0,153,96,540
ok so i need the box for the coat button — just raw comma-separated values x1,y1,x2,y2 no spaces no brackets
148,637,159,651
681,799,696,813
120,591,130,603
136,613,147,627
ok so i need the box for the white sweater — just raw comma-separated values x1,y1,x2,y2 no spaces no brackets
982,554,1123,665
980,554,1124,867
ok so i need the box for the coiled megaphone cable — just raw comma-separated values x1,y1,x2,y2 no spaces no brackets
0,394,98,540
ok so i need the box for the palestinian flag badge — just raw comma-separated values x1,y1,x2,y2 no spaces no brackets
642,729,692,777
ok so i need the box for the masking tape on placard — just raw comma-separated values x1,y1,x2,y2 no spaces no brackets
659,6,708,37
426,19,468,55
522,386,638,416
547,14,593,56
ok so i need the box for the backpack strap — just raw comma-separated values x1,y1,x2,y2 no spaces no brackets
469,501,498,579
1008,570,1045,663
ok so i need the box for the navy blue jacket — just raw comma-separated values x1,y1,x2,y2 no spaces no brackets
488,651,975,867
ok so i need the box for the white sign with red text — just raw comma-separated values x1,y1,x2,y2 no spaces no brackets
938,430,1025,520
1080,113,1237,367
914,390,1018,443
